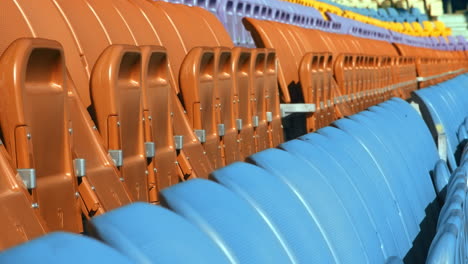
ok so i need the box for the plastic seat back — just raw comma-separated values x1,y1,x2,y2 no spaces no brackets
161,179,294,264
110,0,163,46
130,0,186,89
191,5,235,46
39,0,164,206
249,49,270,151
179,47,224,168
140,46,180,194
154,1,220,47
128,0,225,178
426,223,460,264
334,54,356,112
89,202,231,263
248,147,371,263
299,52,337,131
333,117,421,237
214,47,242,164
91,45,147,201
0,232,133,264
75,0,165,202
3,0,134,213
413,85,464,169
311,126,413,257
356,106,440,255
0,38,82,232
265,50,284,146
212,162,338,263
301,131,405,257
280,138,389,261
66,73,133,213
231,48,256,158
2,0,91,107
243,18,296,103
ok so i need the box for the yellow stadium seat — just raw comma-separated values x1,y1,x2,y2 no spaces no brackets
411,22,427,36
402,22,416,35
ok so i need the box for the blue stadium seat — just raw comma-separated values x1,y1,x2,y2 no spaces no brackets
211,161,337,263
282,138,395,261
357,104,441,230
0,232,132,264
333,117,421,237
248,145,382,262
427,163,467,263
377,8,390,21
376,101,442,194
387,8,405,22
380,98,440,171
330,113,438,261
296,130,405,257
426,223,461,264
427,143,468,262
361,105,438,208
313,126,412,254
89,202,231,264
438,186,466,228
413,74,468,170
160,179,294,264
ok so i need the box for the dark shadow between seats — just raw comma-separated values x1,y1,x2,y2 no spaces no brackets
403,197,440,264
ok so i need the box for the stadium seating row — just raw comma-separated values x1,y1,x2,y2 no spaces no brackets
3,91,467,263
0,0,466,252
414,74,468,264
427,159,467,263
161,0,463,46
424,75,468,263
0,0,283,247
414,74,468,170
242,17,467,132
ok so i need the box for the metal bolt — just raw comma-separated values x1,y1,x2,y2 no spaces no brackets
117,121,121,127
153,168,157,173
171,112,175,116
75,192,80,198
145,170,149,175
68,128,73,134
91,186,96,191
203,151,207,155
93,126,97,130
142,117,146,121
175,161,179,165
27,133,31,140
31,203,39,209
119,177,124,182
148,116,152,120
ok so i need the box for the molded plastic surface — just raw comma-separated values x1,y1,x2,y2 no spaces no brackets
90,202,231,263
